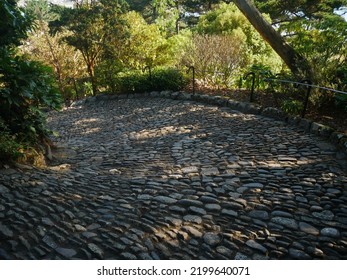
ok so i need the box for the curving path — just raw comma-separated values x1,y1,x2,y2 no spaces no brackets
0,96,346,260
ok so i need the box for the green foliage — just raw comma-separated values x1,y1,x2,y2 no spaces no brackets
244,64,274,90
50,0,129,95
335,94,347,113
0,1,62,164
255,0,347,91
114,68,186,94
0,52,62,141
196,3,281,65
182,33,246,87
191,3,282,86
0,118,22,161
150,68,186,91
120,11,174,69
0,0,33,48
22,0,86,103
281,100,304,116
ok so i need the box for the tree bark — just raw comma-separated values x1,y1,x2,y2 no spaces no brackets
233,0,313,79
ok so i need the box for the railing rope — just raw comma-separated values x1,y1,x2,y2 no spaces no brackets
264,77,347,96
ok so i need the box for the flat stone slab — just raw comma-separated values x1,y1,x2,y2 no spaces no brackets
201,167,219,176
181,166,199,173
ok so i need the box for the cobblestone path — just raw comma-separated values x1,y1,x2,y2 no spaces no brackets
1,96,346,259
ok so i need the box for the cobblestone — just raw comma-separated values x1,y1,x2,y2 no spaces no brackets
0,94,346,259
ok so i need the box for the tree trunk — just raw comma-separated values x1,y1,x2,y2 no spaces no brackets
87,62,97,96
233,0,312,79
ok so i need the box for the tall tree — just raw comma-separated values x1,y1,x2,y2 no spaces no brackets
232,0,312,79
50,0,128,95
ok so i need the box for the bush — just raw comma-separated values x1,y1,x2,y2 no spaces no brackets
115,71,150,94
0,52,62,143
0,119,22,161
281,100,304,116
114,68,187,94
151,68,186,92
182,34,245,88
335,93,347,112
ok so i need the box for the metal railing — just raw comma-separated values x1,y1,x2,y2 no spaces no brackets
243,73,347,118
187,66,196,95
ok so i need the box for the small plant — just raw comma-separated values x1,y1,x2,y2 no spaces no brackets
335,93,347,112
281,99,304,115
0,120,22,161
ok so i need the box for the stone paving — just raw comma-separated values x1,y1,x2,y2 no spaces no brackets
0,94,347,260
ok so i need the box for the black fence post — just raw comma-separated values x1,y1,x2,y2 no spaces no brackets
296,79,312,118
244,72,256,102
187,66,195,95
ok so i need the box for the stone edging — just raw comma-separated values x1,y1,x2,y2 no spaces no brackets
72,90,347,156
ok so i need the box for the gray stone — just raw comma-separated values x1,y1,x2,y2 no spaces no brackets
312,210,334,221
289,248,311,259
216,246,233,257
200,196,219,204
242,182,264,188
183,215,202,224
81,232,98,239
320,228,340,238
271,211,293,218
182,166,199,174
75,224,87,231
42,218,54,226
189,206,207,215
221,209,238,217
0,185,9,193
56,247,77,258
234,252,250,260
201,167,219,176
165,217,182,227
271,217,298,230
120,252,137,260
178,199,203,207
203,232,221,246
182,226,203,238
138,194,152,200
249,210,269,220
42,235,58,249
299,222,319,235
154,196,177,204
87,243,104,258
246,240,267,254
0,223,13,238
205,204,221,211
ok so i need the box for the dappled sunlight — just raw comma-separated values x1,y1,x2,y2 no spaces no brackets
74,117,100,126
130,125,194,141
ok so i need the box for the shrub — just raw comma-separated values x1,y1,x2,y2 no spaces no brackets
182,34,245,88
0,119,22,161
281,100,304,116
335,93,347,112
114,68,187,94
151,68,186,92
0,53,62,143
115,71,150,94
